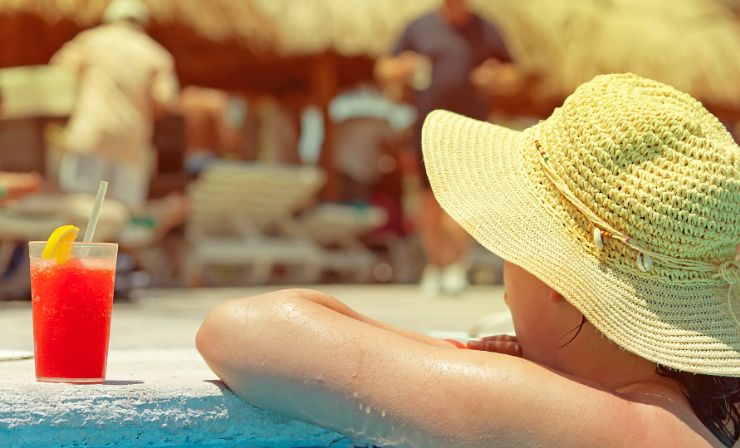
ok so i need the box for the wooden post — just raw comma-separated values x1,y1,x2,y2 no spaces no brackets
312,52,339,201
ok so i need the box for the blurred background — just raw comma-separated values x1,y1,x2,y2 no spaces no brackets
1,0,739,301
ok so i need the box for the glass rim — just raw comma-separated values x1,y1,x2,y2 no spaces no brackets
28,241,118,247
28,241,118,259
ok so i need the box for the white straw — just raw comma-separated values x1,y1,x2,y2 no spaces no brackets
83,181,108,242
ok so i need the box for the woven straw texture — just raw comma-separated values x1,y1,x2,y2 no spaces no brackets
422,73,740,376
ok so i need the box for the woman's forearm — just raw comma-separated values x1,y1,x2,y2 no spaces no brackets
195,290,506,447
196,291,440,446
278,289,456,348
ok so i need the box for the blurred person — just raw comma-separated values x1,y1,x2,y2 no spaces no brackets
331,87,410,200
261,96,302,164
331,87,415,241
197,74,739,448
179,86,246,175
51,0,179,209
335,116,395,200
375,0,515,296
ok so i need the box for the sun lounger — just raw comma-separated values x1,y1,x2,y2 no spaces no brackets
301,203,386,281
185,162,325,285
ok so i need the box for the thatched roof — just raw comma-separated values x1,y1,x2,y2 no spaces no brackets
0,0,277,47
1,0,739,110
253,0,740,110
477,0,740,111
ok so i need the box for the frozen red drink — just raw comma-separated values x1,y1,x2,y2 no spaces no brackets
29,235,117,383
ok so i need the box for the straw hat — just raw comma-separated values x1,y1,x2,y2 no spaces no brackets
422,73,740,377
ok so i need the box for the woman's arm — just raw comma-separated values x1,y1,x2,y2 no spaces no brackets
196,289,711,448
279,289,456,349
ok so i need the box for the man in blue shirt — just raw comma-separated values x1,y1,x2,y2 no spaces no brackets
376,0,515,296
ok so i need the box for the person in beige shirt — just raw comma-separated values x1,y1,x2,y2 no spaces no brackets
52,0,178,209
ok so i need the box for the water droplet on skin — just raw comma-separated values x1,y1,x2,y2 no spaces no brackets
358,403,363,410
365,406,371,414
351,372,358,378
381,410,386,417
352,392,359,398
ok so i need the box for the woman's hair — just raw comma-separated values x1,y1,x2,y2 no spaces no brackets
561,315,739,446
655,366,739,447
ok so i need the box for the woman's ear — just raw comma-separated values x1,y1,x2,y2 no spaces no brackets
548,289,563,303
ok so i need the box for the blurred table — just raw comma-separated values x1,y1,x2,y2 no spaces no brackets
0,114,188,198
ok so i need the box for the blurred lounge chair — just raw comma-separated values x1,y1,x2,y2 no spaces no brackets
301,203,386,282
184,162,325,286
0,193,129,243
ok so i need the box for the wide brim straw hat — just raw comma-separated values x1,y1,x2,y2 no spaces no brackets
422,73,740,377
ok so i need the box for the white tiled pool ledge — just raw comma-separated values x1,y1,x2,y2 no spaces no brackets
0,349,351,448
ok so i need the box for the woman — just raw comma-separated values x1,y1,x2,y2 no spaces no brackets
197,74,739,447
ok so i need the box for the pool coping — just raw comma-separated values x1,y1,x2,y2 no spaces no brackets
0,349,354,448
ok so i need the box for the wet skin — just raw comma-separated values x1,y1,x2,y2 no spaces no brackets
196,264,723,447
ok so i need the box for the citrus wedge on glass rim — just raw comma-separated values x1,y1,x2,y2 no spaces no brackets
42,225,80,264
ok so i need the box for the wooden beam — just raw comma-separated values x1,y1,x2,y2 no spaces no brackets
312,52,339,201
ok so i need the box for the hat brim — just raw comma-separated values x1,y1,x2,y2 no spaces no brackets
422,110,740,377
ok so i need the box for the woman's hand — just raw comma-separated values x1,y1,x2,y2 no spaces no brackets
467,334,522,357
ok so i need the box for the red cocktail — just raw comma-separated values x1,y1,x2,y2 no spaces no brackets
29,242,117,383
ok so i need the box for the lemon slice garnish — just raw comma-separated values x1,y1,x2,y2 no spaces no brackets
42,225,80,264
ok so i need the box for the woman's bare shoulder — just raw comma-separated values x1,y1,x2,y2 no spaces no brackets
436,352,713,448
614,381,723,447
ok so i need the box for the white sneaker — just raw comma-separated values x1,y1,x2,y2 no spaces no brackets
420,266,442,298
441,261,469,295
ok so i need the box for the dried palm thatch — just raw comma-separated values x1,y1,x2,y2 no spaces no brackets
1,0,739,108
252,0,740,109
479,0,740,109
252,0,740,108
250,0,434,57
0,0,277,47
